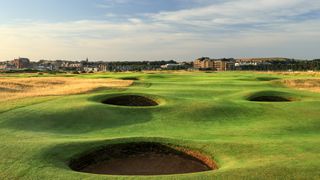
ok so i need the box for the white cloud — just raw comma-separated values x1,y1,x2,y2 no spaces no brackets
152,0,320,26
0,0,320,60
95,0,132,9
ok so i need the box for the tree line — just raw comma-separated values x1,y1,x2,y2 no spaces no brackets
237,59,320,71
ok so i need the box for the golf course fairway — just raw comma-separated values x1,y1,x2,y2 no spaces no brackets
0,71,319,179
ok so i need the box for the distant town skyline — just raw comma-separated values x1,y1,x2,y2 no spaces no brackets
0,0,320,61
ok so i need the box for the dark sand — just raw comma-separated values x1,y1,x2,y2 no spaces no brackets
249,96,291,102
80,152,211,175
102,95,158,106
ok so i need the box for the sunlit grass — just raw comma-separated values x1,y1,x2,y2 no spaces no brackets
0,77,132,102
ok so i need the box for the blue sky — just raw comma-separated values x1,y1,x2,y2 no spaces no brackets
0,0,196,23
0,0,320,60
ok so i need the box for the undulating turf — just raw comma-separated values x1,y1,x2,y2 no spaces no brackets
0,72,319,179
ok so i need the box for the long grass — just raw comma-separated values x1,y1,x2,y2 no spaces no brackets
256,71,320,77
283,79,320,92
0,77,132,102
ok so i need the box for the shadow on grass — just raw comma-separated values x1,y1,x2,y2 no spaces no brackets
256,77,281,81
1,103,154,134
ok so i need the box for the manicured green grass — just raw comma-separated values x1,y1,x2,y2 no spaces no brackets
0,72,319,179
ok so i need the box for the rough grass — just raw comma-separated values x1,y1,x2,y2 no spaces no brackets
283,79,320,92
256,71,320,77
0,77,132,102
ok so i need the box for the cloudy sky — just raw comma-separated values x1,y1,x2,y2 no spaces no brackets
0,0,320,61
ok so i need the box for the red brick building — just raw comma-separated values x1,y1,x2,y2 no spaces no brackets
13,58,30,69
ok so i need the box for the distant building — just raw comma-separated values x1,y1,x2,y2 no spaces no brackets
194,57,234,71
60,61,83,71
13,58,30,69
234,58,277,67
0,62,7,70
84,66,99,72
98,64,108,72
0,61,16,70
160,64,182,70
194,57,212,69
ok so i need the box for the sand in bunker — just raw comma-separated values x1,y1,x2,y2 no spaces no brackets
103,95,158,106
80,152,211,175
250,96,291,102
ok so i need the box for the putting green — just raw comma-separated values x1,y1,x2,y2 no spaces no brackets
0,72,319,179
